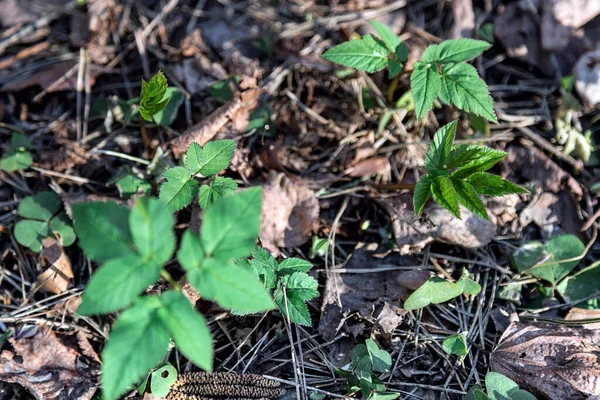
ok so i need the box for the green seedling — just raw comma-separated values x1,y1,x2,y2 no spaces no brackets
403,272,481,311
1,133,33,172
466,372,536,400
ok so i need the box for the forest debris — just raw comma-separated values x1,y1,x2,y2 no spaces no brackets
566,308,600,329
87,0,122,64
37,238,73,294
318,249,414,340
575,47,600,106
259,172,319,257
167,371,285,400
379,194,496,254
519,192,582,236
541,0,600,51
169,80,261,158
346,157,389,177
449,0,475,38
0,326,100,400
491,319,600,399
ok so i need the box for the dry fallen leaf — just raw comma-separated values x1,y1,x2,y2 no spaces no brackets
0,326,100,400
491,319,600,399
259,172,319,257
38,238,74,295
541,0,600,51
575,47,600,107
449,0,475,39
566,308,600,330
346,157,389,178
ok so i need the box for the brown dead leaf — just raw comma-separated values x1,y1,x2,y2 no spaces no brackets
170,81,262,158
491,319,600,399
37,238,73,295
346,157,389,177
87,0,122,64
259,172,319,257
0,326,100,400
379,193,496,254
318,249,414,340
566,308,600,330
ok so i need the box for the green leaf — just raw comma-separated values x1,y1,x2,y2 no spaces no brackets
72,201,133,263
1,149,32,171
452,179,488,220
322,35,390,73
199,177,238,210
129,197,176,265
442,332,468,357
101,296,170,400
387,60,403,79
366,339,392,373
450,147,506,179
512,234,585,285
446,145,492,169
413,175,432,215
114,172,152,199
274,272,319,326
198,140,236,176
351,344,372,380
424,121,457,170
184,143,203,172
439,63,497,122
277,258,313,275
556,261,600,306
10,133,33,149
18,191,60,220
14,220,50,252
153,87,184,127
466,386,491,400
411,61,441,120
369,20,402,54
150,365,177,398
247,258,277,290
403,276,463,310
467,172,528,196
177,230,205,271
159,167,198,212
140,71,170,122
49,212,76,247
187,258,274,314
485,372,536,400
457,276,482,295
371,392,400,400
157,291,213,371
201,187,262,260
77,253,162,315
431,175,460,218
209,77,237,102
422,39,491,64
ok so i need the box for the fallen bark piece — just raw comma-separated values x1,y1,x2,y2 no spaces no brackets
167,371,285,400
0,326,100,400
491,319,600,399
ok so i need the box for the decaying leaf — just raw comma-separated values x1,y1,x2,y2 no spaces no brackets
37,238,73,295
575,47,600,107
259,172,319,257
318,249,414,340
491,319,600,399
346,157,389,178
379,194,496,254
0,326,100,400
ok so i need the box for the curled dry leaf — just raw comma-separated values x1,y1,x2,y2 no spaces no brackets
491,319,600,399
38,238,73,295
0,326,100,400
259,172,319,257
378,194,496,254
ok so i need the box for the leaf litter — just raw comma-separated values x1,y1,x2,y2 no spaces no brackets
1,1,599,399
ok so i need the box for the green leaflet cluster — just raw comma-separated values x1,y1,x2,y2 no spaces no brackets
321,21,496,122
236,248,318,326
1,133,33,172
140,71,171,122
403,272,481,311
159,140,238,212
337,339,398,400
72,189,274,400
466,372,536,400
413,121,527,220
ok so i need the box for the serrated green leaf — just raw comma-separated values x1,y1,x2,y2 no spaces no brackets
403,276,462,310
439,63,497,122
431,175,460,218
450,148,506,179
277,258,313,275
274,272,318,326
413,175,433,215
201,187,262,260
184,143,203,172
159,167,198,212
322,36,389,73
366,339,392,373
442,332,468,357
140,71,170,122
72,201,133,263
387,60,403,79
191,140,236,176
77,253,162,315
280,272,319,301
129,197,175,265
452,179,488,220
422,39,491,64
153,87,183,127
198,177,238,210
411,61,441,120
150,365,177,397
446,145,492,169
395,43,408,62
114,172,152,199
467,172,528,196
101,296,170,400
248,258,277,290
369,20,402,54
252,247,278,270
187,258,274,313
512,234,585,285
1,149,32,171
157,291,213,371
425,121,457,170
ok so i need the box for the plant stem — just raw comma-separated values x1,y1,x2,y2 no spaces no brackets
161,269,180,290
386,74,401,104
139,115,151,149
